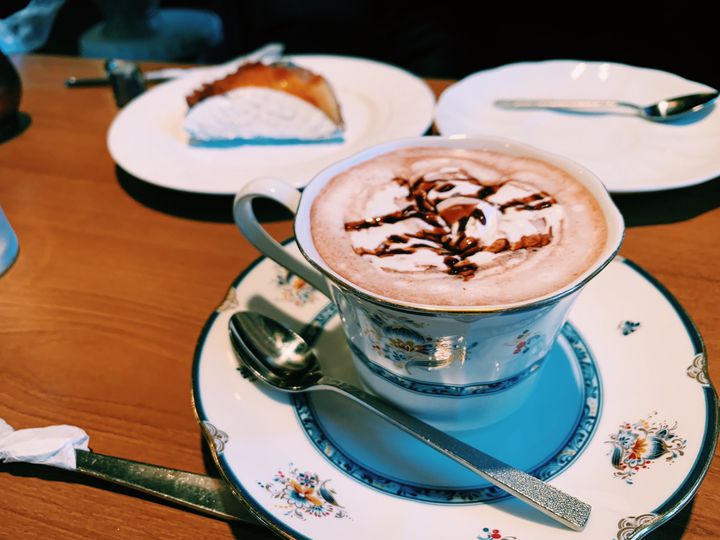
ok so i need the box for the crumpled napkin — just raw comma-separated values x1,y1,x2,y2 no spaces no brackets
0,418,90,470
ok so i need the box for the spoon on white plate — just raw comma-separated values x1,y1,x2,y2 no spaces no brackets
494,91,718,122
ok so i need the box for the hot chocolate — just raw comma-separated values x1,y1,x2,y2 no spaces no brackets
310,146,608,306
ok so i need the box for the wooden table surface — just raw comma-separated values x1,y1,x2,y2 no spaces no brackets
0,54,718,539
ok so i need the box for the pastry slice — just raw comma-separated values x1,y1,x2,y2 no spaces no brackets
183,61,344,144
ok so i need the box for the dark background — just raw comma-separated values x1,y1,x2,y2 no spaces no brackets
2,0,718,89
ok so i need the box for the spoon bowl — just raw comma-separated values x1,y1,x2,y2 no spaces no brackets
229,311,322,390
641,91,719,122
228,310,592,531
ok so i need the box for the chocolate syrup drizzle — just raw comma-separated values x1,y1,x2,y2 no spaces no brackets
344,171,557,279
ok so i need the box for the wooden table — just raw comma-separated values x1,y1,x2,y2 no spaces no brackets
0,54,718,539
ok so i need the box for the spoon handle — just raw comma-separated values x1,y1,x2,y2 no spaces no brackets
74,450,257,523
495,98,638,112
318,377,591,531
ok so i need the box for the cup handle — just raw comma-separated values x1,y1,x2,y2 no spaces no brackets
233,178,331,298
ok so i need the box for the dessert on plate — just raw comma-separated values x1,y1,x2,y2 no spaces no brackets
183,61,345,144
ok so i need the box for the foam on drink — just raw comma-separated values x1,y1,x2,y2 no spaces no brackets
311,147,607,306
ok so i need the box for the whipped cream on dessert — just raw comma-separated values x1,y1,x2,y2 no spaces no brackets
311,147,607,306
183,61,344,144
184,87,341,141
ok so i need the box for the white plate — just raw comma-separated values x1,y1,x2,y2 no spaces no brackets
434,60,720,193
192,243,717,539
107,56,435,194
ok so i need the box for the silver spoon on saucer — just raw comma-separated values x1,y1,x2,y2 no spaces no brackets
228,311,592,531
494,91,719,122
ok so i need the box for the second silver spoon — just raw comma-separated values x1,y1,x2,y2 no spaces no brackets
229,311,591,531
494,91,719,122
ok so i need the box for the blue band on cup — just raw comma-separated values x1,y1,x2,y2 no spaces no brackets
348,340,546,398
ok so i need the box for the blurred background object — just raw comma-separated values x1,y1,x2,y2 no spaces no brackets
0,0,63,54
0,0,717,89
0,205,19,276
78,0,222,61
0,49,22,139
0,0,223,61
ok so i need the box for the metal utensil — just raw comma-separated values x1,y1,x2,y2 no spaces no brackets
73,449,255,522
228,311,592,531
63,59,150,107
73,449,257,522
494,91,719,122
64,42,284,89
104,59,148,107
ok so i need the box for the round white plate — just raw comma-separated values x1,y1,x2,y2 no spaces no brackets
192,244,717,540
107,55,435,194
434,60,720,193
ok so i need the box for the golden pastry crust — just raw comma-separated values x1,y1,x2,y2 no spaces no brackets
185,62,344,128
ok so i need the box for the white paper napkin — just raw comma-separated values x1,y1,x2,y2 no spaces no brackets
0,418,90,470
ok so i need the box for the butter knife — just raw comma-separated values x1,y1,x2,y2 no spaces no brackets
74,449,257,523
64,42,284,88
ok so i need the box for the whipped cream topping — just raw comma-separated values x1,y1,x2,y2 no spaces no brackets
184,87,341,142
344,167,563,278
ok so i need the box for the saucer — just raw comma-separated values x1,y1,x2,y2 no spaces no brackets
107,55,434,194
434,60,720,193
192,243,717,539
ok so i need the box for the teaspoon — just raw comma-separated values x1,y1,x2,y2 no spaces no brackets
228,311,592,531
494,91,719,122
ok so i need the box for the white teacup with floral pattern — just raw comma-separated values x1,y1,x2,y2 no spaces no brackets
233,135,624,431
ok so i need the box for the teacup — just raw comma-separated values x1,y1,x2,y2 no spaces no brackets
233,135,624,430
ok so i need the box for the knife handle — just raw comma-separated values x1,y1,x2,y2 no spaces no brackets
74,449,257,523
64,77,111,88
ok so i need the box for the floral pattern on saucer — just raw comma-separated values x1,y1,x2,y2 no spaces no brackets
687,353,710,385
477,527,517,539
606,413,687,484
274,265,316,306
217,286,239,312
258,464,350,520
618,320,641,336
201,421,229,454
616,513,660,540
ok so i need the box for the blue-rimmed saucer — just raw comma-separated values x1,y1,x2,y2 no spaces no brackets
192,242,717,540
